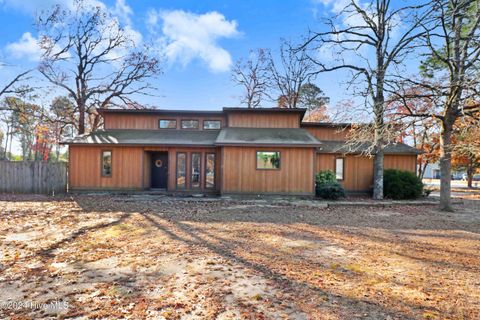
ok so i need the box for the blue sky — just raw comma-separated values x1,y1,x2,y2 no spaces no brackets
0,0,346,111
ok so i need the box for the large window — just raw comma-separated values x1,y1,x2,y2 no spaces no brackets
101,150,112,177
335,157,344,180
191,153,201,189
203,120,221,130
159,119,176,129
205,153,215,189
181,120,199,129
176,153,186,188
256,151,280,170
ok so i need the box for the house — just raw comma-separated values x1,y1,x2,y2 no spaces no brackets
63,107,420,195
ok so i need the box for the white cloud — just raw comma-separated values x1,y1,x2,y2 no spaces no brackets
112,0,133,26
6,32,42,61
4,0,142,64
149,10,240,73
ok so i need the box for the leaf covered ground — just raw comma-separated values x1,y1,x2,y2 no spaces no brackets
0,194,479,319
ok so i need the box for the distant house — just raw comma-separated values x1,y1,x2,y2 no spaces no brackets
62,107,419,195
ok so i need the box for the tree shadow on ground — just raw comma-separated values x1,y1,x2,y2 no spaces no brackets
139,211,429,319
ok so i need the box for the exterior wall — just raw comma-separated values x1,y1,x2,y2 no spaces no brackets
316,153,417,192
104,114,225,130
227,112,301,128
304,126,349,141
69,146,144,190
69,145,221,191
221,147,315,194
384,154,417,172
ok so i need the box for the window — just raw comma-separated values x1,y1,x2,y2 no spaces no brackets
205,153,215,189
101,150,112,177
181,120,199,129
335,157,344,180
191,153,201,189
203,120,221,130
159,119,176,129
256,151,280,170
176,153,186,188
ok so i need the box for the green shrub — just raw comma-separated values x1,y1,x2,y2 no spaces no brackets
384,169,423,200
315,170,336,186
316,182,346,200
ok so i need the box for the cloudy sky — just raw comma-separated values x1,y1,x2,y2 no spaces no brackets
0,0,356,111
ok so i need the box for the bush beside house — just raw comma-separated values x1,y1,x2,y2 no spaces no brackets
384,169,424,200
315,170,346,200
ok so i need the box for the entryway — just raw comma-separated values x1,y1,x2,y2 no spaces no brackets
151,152,168,189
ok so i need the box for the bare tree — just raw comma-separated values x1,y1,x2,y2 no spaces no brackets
232,49,271,108
269,40,316,108
393,0,480,210
0,63,33,107
301,0,431,199
37,0,162,134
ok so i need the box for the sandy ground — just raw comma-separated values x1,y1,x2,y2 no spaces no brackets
0,194,479,319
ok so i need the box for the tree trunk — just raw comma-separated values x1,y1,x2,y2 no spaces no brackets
373,149,384,200
78,100,85,134
467,162,473,189
439,121,453,211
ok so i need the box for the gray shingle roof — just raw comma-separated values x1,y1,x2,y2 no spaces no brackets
63,129,419,155
317,140,421,155
62,129,220,146
215,128,321,146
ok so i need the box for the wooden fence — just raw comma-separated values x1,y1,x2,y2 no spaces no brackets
0,161,67,194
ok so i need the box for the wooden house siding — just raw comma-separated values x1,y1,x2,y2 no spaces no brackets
304,127,349,141
104,114,225,130
315,154,374,192
69,146,144,190
316,153,417,192
227,112,301,128
221,146,315,194
384,154,417,172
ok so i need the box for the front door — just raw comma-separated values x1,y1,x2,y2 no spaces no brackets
151,153,168,189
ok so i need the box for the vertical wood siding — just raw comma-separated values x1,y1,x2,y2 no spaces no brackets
304,127,349,141
70,145,221,191
104,114,225,130
384,155,417,172
221,147,315,194
227,113,301,128
69,146,144,189
316,153,417,192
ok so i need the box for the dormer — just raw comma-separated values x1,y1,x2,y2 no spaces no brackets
223,107,306,128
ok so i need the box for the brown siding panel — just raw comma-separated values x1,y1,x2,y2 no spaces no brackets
69,146,144,190
227,113,301,128
222,147,315,194
104,114,225,130
305,127,349,141
316,153,417,192
384,155,417,172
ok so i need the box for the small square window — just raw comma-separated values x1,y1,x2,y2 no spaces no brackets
159,119,177,129
203,120,221,130
256,151,280,170
181,120,199,129
101,150,112,177
335,158,344,180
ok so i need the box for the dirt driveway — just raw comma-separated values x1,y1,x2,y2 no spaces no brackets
1,195,479,319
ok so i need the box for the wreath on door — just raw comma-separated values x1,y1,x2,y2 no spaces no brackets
155,159,163,168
